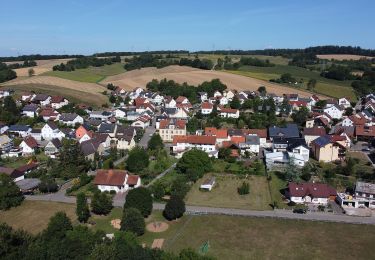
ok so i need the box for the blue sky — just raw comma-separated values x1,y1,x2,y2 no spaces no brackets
0,0,374,56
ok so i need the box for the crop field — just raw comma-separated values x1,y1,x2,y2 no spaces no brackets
6,58,73,76
43,63,126,83
102,65,324,98
228,64,356,100
317,54,373,60
2,83,108,107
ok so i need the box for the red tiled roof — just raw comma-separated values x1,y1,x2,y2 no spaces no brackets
201,102,213,109
205,127,228,139
230,136,246,144
176,96,188,103
172,135,216,145
288,182,336,198
159,119,186,129
134,98,147,106
289,100,308,107
126,175,139,185
94,169,127,186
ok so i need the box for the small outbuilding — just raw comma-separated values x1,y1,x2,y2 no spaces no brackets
200,177,216,191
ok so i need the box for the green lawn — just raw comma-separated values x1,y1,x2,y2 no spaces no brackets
0,153,48,168
226,64,357,100
2,201,375,259
43,63,125,83
269,171,289,209
0,201,77,234
163,214,375,259
185,174,272,210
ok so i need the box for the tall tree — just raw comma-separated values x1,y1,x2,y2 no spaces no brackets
91,192,112,215
0,174,24,210
147,134,164,151
126,146,149,173
163,196,186,220
120,208,145,236
76,192,90,223
124,187,153,217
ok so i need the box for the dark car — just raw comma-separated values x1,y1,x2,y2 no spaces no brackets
293,208,307,214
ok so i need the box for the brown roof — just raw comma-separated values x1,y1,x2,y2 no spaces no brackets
173,135,216,145
39,108,59,117
348,115,367,125
244,129,267,138
23,136,38,148
51,96,65,103
17,162,39,173
303,127,326,136
201,102,213,109
0,167,23,179
356,125,375,137
288,182,336,198
94,169,127,186
219,106,238,114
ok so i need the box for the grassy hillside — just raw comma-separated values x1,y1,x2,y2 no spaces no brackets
227,64,356,100
43,63,125,83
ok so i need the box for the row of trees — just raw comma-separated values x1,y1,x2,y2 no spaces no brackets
53,56,120,71
352,70,375,96
320,64,357,81
146,78,227,104
123,54,214,71
6,60,37,69
0,62,17,83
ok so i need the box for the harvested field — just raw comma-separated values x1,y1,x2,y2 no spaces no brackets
102,66,322,98
317,54,373,60
1,83,107,107
6,58,73,76
1,75,106,93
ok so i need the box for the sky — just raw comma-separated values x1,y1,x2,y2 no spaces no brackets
0,0,374,56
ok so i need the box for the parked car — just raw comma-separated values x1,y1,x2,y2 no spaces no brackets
293,208,307,214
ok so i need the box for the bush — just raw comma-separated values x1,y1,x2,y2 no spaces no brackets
237,182,250,195
120,208,145,236
163,196,186,221
151,182,165,200
287,201,296,206
39,179,58,193
124,187,153,217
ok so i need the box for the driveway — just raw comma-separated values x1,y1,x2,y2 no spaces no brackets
138,118,157,148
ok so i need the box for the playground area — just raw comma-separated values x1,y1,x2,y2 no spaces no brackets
146,221,169,232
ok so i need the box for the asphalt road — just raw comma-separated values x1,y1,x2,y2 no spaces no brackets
138,118,157,148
